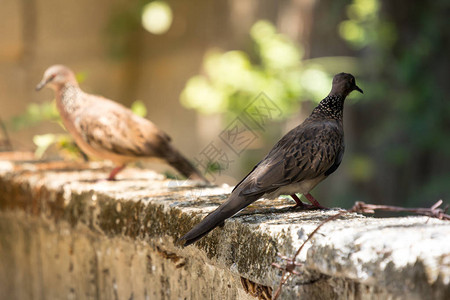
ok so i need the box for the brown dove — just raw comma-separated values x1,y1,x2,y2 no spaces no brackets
180,72,363,246
36,65,207,182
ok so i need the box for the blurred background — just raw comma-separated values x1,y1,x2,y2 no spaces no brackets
0,0,449,209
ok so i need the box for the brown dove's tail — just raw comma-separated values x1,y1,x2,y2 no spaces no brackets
179,189,260,246
164,145,208,183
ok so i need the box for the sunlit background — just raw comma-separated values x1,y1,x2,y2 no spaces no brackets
0,0,449,209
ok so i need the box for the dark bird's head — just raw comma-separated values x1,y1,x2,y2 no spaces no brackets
330,73,363,97
36,65,78,91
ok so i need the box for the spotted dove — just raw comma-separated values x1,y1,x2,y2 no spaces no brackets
179,72,363,246
36,65,207,182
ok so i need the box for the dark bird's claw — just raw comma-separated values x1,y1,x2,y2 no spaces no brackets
290,203,327,210
290,194,328,210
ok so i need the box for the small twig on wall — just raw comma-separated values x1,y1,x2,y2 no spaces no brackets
349,200,449,220
271,199,448,299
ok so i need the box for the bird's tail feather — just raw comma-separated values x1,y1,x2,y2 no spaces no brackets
165,146,208,183
179,191,259,246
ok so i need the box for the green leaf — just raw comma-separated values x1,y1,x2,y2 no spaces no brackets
33,134,58,158
131,100,147,117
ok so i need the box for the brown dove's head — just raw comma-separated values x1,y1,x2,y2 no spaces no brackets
36,65,78,91
330,73,363,97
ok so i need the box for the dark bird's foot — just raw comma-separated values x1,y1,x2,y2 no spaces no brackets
290,194,328,210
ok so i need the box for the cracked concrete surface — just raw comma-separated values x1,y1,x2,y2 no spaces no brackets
0,154,449,299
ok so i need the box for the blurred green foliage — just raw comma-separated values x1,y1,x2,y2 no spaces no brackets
33,133,82,159
339,0,450,206
10,101,60,131
130,100,148,117
106,0,151,59
180,20,333,118
339,0,396,50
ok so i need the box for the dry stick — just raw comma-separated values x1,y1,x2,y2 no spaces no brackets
272,199,449,299
350,200,450,220
271,272,292,300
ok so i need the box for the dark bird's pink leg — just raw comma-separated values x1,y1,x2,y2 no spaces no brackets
290,194,327,210
304,193,327,209
107,164,126,181
290,194,316,210
290,194,306,207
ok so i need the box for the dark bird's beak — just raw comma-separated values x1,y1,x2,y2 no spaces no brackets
35,77,52,91
354,85,363,94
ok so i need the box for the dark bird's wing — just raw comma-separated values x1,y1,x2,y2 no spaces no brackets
237,120,344,196
180,120,344,246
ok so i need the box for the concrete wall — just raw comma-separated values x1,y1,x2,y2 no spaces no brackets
0,154,449,299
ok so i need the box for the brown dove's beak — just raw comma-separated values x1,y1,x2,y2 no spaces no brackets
354,85,363,94
35,77,52,91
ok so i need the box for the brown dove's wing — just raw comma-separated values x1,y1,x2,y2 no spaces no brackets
238,120,344,197
74,99,171,158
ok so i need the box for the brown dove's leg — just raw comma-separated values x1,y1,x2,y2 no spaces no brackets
107,164,126,181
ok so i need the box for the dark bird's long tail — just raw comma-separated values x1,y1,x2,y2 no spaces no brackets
179,190,260,246
164,146,208,183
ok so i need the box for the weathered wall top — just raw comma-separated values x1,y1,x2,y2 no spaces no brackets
0,154,449,299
